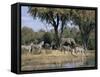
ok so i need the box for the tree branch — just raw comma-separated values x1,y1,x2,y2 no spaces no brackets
56,13,60,27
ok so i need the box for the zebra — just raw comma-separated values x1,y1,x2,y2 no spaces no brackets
60,45,77,56
60,45,71,53
61,38,76,47
51,41,57,50
74,46,85,55
44,43,51,49
44,43,52,54
21,43,33,53
32,41,44,54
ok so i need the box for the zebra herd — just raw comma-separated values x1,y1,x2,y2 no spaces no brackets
22,41,44,53
60,45,85,55
21,38,86,55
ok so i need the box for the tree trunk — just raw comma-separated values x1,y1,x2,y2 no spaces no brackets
60,23,64,41
59,19,65,46
82,34,89,50
54,27,60,48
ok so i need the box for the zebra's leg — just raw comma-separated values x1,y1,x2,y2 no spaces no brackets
70,49,73,55
39,48,41,54
29,49,30,53
63,50,65,54
39,49,41,54
29,47,32,53
83,50,86,56
71,49,77,57
30,47,32,53
61,48,63,53
63,48,65,53
75,49,77,54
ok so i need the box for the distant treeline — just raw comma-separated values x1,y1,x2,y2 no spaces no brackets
21,26,95,50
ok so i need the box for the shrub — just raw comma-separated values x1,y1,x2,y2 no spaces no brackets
42,32,53,44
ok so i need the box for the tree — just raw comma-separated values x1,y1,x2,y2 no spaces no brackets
42,32,53,44
21,26,34,44
71,9,95,50
39,29,46,32
28,7,70,47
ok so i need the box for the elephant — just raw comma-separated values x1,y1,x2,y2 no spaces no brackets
61,38,76,48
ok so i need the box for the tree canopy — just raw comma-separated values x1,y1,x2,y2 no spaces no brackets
28,7,95,49
71,9,95,49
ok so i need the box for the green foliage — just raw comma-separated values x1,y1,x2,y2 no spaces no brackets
88,32,95,50
21,26,95,50
23,7,96,50
74,34,82,45
63,27,71,38
42,32,53,44
28,7,71,47
88,38,95,50
71,10,95,49
21,27,48,44
21,26,34,45
28,7,71,25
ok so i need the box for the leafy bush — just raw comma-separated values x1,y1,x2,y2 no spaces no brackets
88,38,95,50
42,32,53,44
21,26,34,45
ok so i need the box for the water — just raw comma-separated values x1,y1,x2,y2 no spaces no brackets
22,55,95,71
46,56,95,69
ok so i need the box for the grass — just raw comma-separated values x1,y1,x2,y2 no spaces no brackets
21,49,95,71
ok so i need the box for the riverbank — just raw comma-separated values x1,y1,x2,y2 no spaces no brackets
21,50,95,71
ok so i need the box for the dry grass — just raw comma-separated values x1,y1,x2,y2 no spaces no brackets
21,49,95,71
